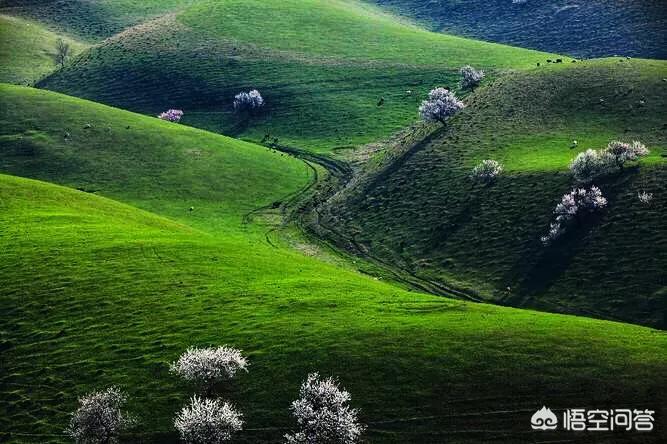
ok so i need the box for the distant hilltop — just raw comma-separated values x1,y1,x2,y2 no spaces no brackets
367,0,667,59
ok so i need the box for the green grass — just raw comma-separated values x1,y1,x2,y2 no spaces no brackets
331,58,667,328
0,14,87,85
2,173,667,443
365,0,667,59
0,83,312,233
180,0,551,66
1,86,666,443
35,0,560,152
0,0,195,41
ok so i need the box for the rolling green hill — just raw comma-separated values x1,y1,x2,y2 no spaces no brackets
35,0,559,152
366,0,667,59
0,14,86,85
1,86,666,443
327,58,667,328
0,0,195,41
0,83,312,233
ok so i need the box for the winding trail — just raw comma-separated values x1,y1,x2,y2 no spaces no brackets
267,140,486,304
269,139,636,323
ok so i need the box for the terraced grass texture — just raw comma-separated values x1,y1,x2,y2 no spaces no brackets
0,0,195,41
36,0,559,152
367,0,667,59
1,86,666,443
328,59,667,328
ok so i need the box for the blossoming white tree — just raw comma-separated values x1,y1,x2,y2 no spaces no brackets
170,346,249,396
570,141,649,183
233,89,265,113
604,140,649,168
541,186,607,245
569,149,616,183
66,386,133,444
174,396,243,444
419,88,465,125
471,159,503,183
459,65,485,90
637,190,653,205
285,373,364,444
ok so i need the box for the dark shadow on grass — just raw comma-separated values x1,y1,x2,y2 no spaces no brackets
513,168,642,307
428,185,482,253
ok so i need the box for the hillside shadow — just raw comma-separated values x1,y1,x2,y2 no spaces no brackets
513,168,642,305
428,187,481,252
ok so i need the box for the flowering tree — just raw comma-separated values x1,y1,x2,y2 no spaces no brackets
170,346,248,396
158,109,184,123
569,149,616,183
419,88,465,125
541,186,607,245
570,141,649,183
638,191,653,205
471,159,503,183
459,65,485,90
604,140,649,168
285,373,364,444
174,396,243,444
66,387,133,444
233,89,265,113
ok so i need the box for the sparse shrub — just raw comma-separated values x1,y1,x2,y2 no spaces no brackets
233,89,265,113
541,186,607,245
638,190,653,205
471,159,503,183
285,373,364,444
66,386,133,444
604,140,649,168
55,38,71,69
158,109,184,122
459,65,485,90
170,346,248,396
175,396,243,444
569,149,616,183
419,88,465,125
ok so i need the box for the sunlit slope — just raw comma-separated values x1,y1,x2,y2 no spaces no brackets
366,0,667,59
1,84,666,443
38,0,558,151
0,14,86,85
0,0,196,41
1,175,666,443
331,59,667,328
0,84,312,233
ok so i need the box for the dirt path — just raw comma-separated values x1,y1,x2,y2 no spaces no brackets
266,139,486,304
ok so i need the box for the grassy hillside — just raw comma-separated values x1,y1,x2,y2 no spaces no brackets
366,0,667,59
0,0,195,41
328,58,667,328
0,83,312,233
0,14,86,85
1,87,666,442
36,0,559,152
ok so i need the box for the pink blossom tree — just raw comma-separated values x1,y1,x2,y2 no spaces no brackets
419,88,464,125
158,109,184,123
541,186,608,245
